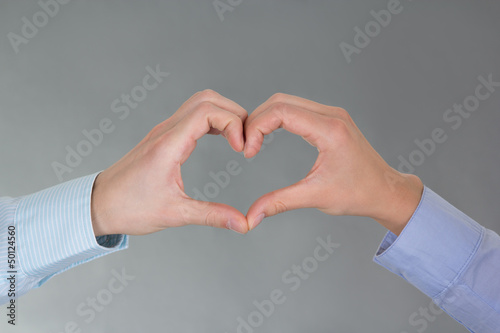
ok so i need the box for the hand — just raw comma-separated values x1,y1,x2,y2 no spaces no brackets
91,90,249,236
244,93,424,235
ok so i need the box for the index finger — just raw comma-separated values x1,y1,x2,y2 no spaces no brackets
247,93,342,126
179,89,248,124
153,90,248,140
243,102,331,158
172,102,245,164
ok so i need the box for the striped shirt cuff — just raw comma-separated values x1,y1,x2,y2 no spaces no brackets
16,172,128,284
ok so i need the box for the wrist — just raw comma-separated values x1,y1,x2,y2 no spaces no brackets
373,170,424,236
91,172,113,236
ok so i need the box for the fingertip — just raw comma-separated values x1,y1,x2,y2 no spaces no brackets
227,218,248,234
243,138,259,158
226,124,245,152
237,133,245,152
249,213,265,230
243,143,252,158
229,134,244,153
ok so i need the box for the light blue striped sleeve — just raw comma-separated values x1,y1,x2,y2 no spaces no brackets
374,186,500,332
0,172,128,305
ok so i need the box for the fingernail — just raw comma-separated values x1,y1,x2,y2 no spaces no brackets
244,140,254,158
239,136,245,152
251,213,265,229
243,143,250,158
227,219,246,234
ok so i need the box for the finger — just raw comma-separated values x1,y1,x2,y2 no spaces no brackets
179,198,249,234
173,89,248,127
244,103,330,158
147,90,247,142
246,179,319,230
247,93,341,126
173,102,245,163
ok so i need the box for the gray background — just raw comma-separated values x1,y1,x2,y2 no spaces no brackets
1,0,499,332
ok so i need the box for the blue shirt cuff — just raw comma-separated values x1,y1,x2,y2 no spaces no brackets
373,186,484,298
16,172,129,284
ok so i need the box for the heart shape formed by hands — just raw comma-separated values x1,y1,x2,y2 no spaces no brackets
91,90,423,237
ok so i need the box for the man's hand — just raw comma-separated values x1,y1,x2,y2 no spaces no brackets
244,93,424,235
91,90,249,236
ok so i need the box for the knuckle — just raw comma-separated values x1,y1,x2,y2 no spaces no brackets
269,92,287,103
268,103,287,127
144,123,162,141
197,100,215,114
334,106,347,114
335,107,352,121
269,101,288,115
272,200,288,215
204,208,220,228
325,118,350,143
227,116,241,129
197,89,218,101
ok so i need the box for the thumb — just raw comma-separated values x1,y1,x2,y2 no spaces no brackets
178,198,249,234
246,180,317,230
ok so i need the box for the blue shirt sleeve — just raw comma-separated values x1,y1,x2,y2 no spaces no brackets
0,172,128,305
374,186,500,332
